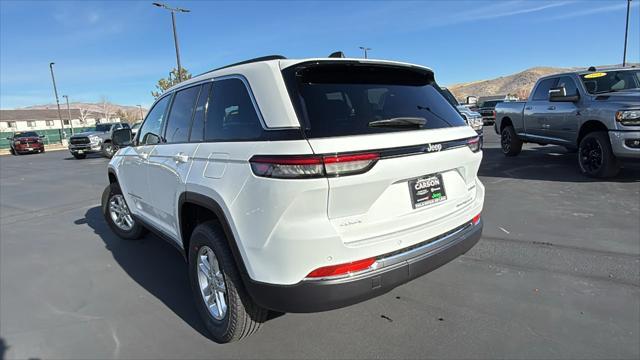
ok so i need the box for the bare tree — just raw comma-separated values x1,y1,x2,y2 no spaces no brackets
100,96,115,122
77,108,90,124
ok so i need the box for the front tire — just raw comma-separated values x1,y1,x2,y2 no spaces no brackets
578,132,620,178
501,125,523,156
102,142,115,158
101,183,146,239
188,221,267,343
10,148,16,155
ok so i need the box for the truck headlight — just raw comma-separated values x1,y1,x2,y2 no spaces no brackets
616,110,640,126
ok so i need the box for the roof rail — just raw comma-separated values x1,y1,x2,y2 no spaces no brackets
195,55,287,77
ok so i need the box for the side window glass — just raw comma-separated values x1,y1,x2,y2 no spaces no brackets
138,95,171,145
532,78,558,101
557,76,578,96
165,85,201,143
189,83,211,142
205,78,263,141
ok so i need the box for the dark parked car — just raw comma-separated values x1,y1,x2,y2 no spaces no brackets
6,131,45,155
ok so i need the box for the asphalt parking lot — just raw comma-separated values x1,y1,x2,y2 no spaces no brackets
1,130,639,359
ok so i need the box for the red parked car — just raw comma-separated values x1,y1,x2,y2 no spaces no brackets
6,131,45,155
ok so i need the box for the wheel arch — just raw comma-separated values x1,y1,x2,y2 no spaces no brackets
178,192,249,278
578,120,608,144
107,168,118,184
500,116,513,132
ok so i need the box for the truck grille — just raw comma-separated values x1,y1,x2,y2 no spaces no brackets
70,137,90,145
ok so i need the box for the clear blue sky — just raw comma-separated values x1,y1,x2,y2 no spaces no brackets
1,0,638,109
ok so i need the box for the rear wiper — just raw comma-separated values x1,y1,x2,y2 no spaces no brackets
368,117,427,128
417,105,454,126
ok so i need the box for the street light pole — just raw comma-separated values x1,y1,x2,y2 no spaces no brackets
359,46,371,59
623,0,632,67
136,105,143,121
153,2,190,82
62,95,74,135
49,62,65,144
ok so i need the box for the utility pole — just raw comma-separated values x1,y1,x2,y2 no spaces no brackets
623,0,632,67
359,46,372,59
136,105,143,121
62,95,74,135
153,2,190,82
49,62,65,144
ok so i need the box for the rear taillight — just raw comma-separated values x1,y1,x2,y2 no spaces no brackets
249,156,324,179
250,153,379,179
467,136,481,153
472,213,481,225
306,257,376,279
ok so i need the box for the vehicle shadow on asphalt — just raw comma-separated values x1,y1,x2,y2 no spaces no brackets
480,146,640,183
77,206,283,341
78,206,213,339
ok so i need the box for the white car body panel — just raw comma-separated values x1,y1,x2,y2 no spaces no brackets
109,57,484,287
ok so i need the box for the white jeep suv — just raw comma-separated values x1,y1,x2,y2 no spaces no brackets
103,55,485,343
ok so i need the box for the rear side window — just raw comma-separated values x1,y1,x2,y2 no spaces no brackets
189,82,212,142
532,78,558,101
165,85,201,143
138,95,171,145
205,78,263,141
282,63,466,138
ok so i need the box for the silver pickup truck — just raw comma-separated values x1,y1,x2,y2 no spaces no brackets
495,68,640,177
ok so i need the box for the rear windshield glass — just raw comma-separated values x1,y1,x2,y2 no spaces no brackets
283,63,466,138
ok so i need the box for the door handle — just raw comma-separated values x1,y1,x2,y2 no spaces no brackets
547,106,556,110
542,124,550,129
173,153,189,163
139,152,149,160
525,106,532,110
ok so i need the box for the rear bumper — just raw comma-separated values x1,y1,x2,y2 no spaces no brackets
245,219,482,313
609,131,640,159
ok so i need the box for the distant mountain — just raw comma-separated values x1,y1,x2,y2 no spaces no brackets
447,64,638,101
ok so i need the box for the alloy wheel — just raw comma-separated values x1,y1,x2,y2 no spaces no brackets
579,137,603,174
501,129,511,153
109,194,134,231
197,246,228,321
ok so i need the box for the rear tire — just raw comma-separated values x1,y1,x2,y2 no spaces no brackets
73,153,86,159
188,221,267,343
102,183,146,240
578,132,620,178
501,125,522,156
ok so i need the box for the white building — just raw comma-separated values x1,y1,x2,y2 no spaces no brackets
0,109,121,132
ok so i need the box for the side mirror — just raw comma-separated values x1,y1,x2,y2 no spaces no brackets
112,128,133,148
549,86,580,102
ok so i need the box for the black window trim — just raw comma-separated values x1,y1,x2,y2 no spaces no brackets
188,83,211,142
